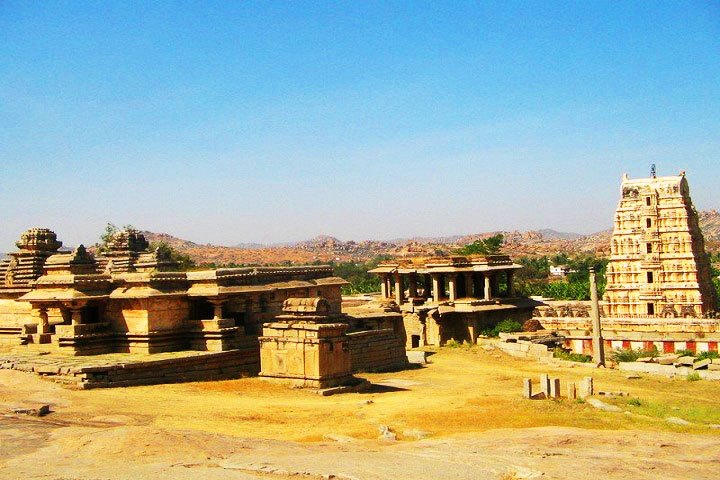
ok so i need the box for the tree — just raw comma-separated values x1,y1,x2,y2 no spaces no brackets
151,241,196,271
456,234,504,256
98,222,135,253
333,255,392,295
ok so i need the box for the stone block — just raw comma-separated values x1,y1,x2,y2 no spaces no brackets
693,359,711,370
657,355,679,365
567,382,576,400
578,377,593,398
549,378,560,399
708,364,720,371
675,356,695,367
523,378,532,399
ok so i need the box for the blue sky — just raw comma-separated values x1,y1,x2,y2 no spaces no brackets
1,1,718,250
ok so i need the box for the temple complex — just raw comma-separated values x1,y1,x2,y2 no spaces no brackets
604,172,717,317
0,227,408,387
531,171,720,357
370,255,533,347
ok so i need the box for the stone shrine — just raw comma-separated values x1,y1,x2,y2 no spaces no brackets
259,297,355,388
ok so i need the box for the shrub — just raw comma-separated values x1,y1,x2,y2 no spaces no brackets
489,319,523,337
552,347,592,363
627,398,642,407
686,372,701,381
610,348,659,362
445,339,461,348
675,349,695,358
696,351,720,361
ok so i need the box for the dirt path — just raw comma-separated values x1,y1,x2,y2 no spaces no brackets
2,417,719,480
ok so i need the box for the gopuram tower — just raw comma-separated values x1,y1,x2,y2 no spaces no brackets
603,170,716,318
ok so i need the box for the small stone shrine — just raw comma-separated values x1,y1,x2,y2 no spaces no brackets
259,297,354,388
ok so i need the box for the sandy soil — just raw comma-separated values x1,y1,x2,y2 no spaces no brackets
1,346,719,479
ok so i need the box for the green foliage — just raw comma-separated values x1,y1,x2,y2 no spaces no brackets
552,348,592,363
696,351,720,361
626,398,642,407
489,319,522,337
150,241,196,271
334,256,391,295
514,253,609,300
444,339,461,348
542,281,591,301
610,347,659,362
456,234,504,256
98,222,135,253
675,349,695,358
686,372,701,382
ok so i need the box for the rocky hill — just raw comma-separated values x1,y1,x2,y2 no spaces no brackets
141,209,720,266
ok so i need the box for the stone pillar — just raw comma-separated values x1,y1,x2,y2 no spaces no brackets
507,270,515,297
578,377,594,398
70,306,83,325
467,323,476,344
567,382,577,400
408,273,418,298
431,274,441,303
447,274,458,302
394,272,404,305
549,378,561,399
464,273,474,298
209,299,225,321
523,378,532,399
539,373,550,397
589,268,605,367
380,274,389,299
36,306,50,334
483,273,492,301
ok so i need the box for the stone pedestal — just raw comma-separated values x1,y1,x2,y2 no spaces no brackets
30,333,52,344
259,322,354,388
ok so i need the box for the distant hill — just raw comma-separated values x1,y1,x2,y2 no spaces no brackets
137,209,719,266
537,229,583,240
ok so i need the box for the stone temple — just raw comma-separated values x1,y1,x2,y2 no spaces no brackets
369,255,534,347
0,228,408,387
530,171,720,358
604,171,717,318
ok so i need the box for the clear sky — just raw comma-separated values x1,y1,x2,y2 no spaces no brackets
1,1,719,251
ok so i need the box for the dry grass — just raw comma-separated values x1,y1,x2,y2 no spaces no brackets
27,346,720,441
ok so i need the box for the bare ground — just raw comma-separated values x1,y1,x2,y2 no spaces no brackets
1,345,719,480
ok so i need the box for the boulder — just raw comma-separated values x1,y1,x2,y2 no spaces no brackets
666,416,692,426
587,399,622,412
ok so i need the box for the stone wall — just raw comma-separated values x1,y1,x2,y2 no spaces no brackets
537,316,720,334
561,332,720,356
495,339,554,361
533,315,720,355
0,349,260,389
347,329,408,373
